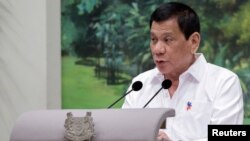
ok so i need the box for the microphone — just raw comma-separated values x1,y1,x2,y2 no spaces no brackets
143,79,172,108
107,81,143,108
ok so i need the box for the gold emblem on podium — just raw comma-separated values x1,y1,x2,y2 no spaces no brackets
64,112,94,141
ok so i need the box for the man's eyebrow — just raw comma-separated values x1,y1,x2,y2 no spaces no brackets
150,32,155,35
150,32,173,37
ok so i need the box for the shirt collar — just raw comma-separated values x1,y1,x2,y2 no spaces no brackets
181,53,207,82
153,53,207,83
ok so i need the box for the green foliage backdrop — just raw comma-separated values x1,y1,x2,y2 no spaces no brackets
61,0,250,118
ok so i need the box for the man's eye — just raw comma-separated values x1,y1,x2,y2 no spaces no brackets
165,38,173,42
151,38,157,42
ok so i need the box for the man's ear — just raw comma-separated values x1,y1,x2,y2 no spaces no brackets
189,32,200,54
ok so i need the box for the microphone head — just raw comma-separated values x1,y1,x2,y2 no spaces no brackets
162,79,172,89
132,81,143,91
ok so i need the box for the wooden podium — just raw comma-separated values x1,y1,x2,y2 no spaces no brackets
10,108,175,141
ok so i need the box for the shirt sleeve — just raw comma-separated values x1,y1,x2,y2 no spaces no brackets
194,138,207,141
210,74,244,124
161,128,208,141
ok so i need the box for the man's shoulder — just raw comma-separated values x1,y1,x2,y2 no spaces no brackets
206,63,237,78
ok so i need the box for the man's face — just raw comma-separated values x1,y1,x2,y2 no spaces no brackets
150,18,197,76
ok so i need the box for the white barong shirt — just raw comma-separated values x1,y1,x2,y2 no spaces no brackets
122,53,244,141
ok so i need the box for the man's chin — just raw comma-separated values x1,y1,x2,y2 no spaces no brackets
156,66,170,75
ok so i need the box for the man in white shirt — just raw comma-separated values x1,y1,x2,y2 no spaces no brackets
122,2,244,141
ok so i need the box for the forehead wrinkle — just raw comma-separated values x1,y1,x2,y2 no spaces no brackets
150,30,173,38
150,18,180,37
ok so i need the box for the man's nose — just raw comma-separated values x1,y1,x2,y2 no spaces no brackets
154,41,166,54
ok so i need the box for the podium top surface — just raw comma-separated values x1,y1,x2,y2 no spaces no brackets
10,108,175,141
